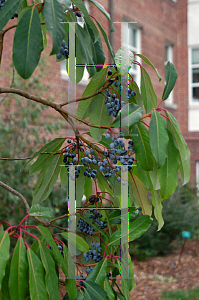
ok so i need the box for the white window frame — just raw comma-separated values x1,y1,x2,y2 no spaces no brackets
60,0,91,86
121,23,141,87
164,45,174,105
188,46,199,107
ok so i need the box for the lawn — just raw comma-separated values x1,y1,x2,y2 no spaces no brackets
161,288,199,300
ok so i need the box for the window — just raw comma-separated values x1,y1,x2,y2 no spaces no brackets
164,44,174,104
60,0,90,86
190,48,199,104
121,23,141,87
196,162,199,196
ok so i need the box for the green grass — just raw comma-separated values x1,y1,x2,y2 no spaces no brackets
161,288,199,300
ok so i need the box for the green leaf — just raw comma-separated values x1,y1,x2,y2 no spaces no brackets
158,130,180,198
121,259,129,300
9,237,28,300
0,224,3,233
27,248,48,300
149,110,169,168
149,161,160,190
141,67,158,113
0,258,11,300
84,175,93,199
129,173,152,216
89,94,111,142
162,61,178,100
111,103,143,128
76,168,85,207
13,7,43,79
104,277,115,300
151,190,164,231
72,0,100,43
108,207,139,225
29,204,54,218
88,0,115,32
63,245,77,300
95,19,115,62
61,232,89,253
129,81,143,107
60,166,69,187
86,258,107,288
128,255,136,291
32,154,63,204
178,149,190,186
42,0,65,55
107,215,152,246
83,281,109,300
39,240,60,300
37,226,68,276
131,122,155,171
76,68,107,121
137,166,153,190
0,0,23,31
0,231,10,290
135,54,162,81
115,47,134,75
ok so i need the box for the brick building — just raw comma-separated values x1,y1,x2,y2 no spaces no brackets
1,0,199,189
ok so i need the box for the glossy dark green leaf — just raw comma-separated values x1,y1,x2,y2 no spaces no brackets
111,103,143,128
0,258,11,300
149,161,160,190
107,215,153,246
151,190,164,231
42,0,65,55
83,281,109,300
162,61,178,100
0,0,23,30
129,173,152,216
32,154,63,204
60,166,69,187
37,226,68,276
95,19,115,62
159,130,180,199
89,94,111,142
149,110,169,168
13,7,43,79
9,237,28,300
27,248,48,300
136,166,153,191
76,68,107,120
135,54,162,81
84,175,93,199
0,231,10,290
131,122,154,171
29,204,54,218
108,207,139,225
61,232,89,253
39,240,60,300
86,258,107,288
141,67,157,113
103,277,115,300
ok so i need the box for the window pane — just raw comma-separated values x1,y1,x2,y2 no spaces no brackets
192,49,199,64
192,68,199,83
129,28,137,48
192,87,199,102
165,46,169,62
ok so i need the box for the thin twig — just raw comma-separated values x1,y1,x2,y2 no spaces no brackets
0,67,15,104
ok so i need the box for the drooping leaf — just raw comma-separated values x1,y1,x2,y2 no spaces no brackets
89,94,111,142
107,215,153,246
158,130,180,199
76,68,107,120
61,232,89,253
32,154,63,204
85,258,107,288
131,122,154,171
0,258,11,300
141,67,158,113
178,149,190,186
151,190,164,231
29,204,54,218
37,226,68,276
42,0,65,55
60,166,69,187
83,175,93,199
162,61,178,100
0,231,10,290
9,237,28,300
83,281,109,300
0,0,23,31
63,245,77,300
136,166,153,190
135,54,162,81
13,7,43,79
149,110,169,168
129,173,152,216
27,248,48,300
128,254,136,291
111,102,143,128
39,240,60,300
104,277,115,300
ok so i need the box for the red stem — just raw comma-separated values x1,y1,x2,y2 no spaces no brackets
22,230,40,242
18,214,30,227
0,220,12,227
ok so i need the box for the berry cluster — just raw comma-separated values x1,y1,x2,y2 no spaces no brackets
89,196,99,204
0,0,18,18
104,89,125,118
57,40,69,60
83,243,103,263
76,273,87,287
77,219,94,236
89,210,107,230
49,244,64,257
